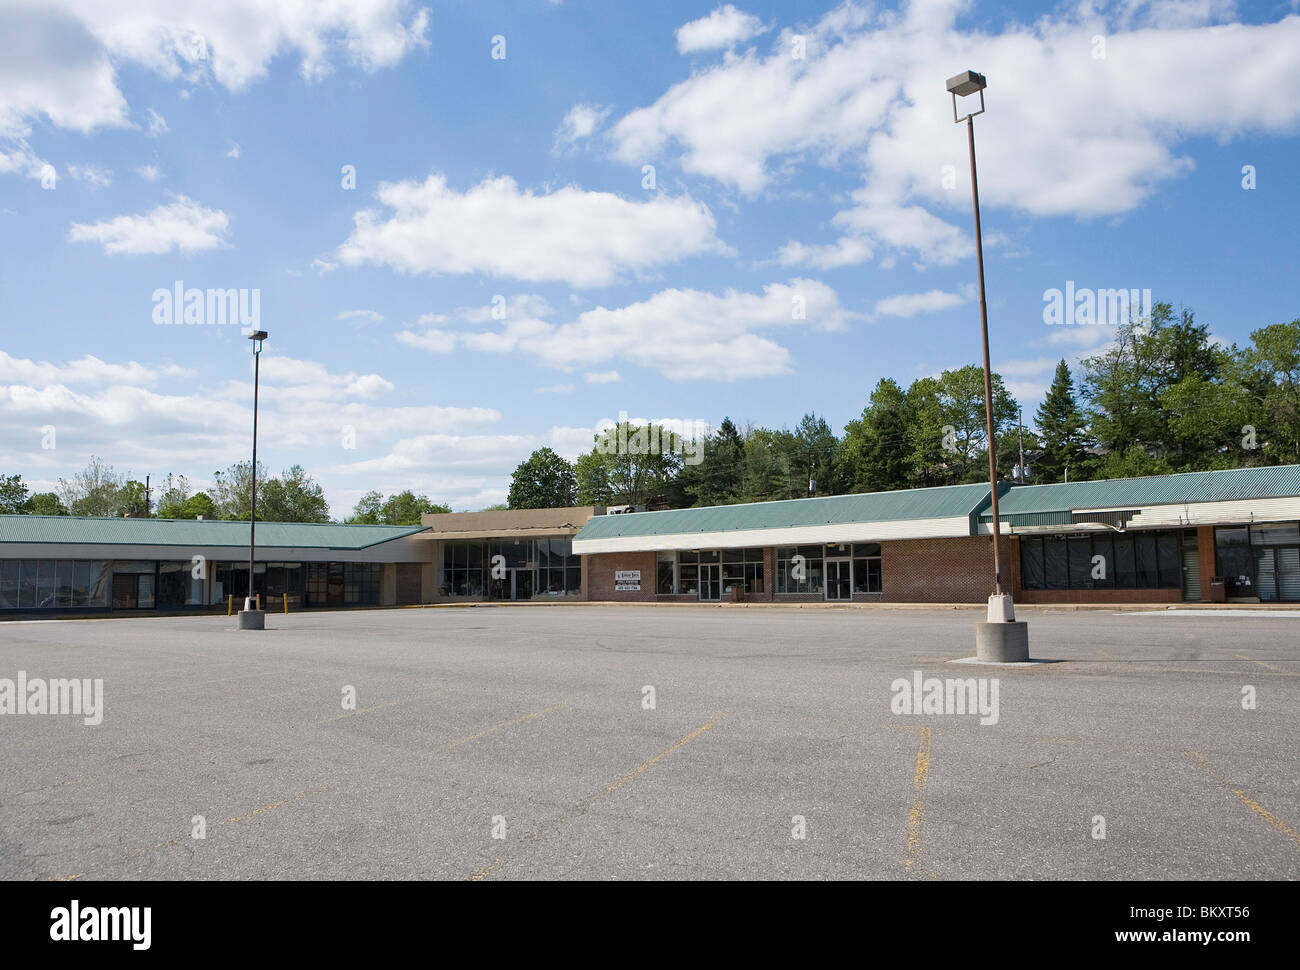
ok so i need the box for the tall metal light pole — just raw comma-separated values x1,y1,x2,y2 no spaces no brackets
946,70,1028,659
238,329,268,630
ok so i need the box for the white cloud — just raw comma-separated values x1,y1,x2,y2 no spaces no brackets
553,103,611,152
584,370,621,384
403,279,860,381
0,0,432,164
676,5,768,53
0,349,192,386
337,309,384,323
226,141,240,159
874,288,965,318
68,194,230,254
777,236,873,270
67,162,112,186
335,172,729,288
0,138,55,184
395,328,456,353
612,1,1300,265
536,384,575,394
136,163,161,181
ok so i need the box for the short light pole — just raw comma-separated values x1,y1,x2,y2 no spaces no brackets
238,329,268,630
946,70,1029,661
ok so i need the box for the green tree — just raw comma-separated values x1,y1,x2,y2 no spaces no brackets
1,474,29,513
1034,360,1091,483
119,480,150,517
678,417,745,506
508,448,578,509
349,490,385,524
1240,320,1300,465
349,490,449,524
211,460,266,520
788,413,839,497
23,492,69,515
736,426,790,502
836,379,912,493
56,456,129,516
575,421,684,507
1082,303,1230,471
258,465,331,522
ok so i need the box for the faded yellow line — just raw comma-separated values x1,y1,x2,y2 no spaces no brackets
1232,652,1286,674
1187,751,1300,848
314,688,445,725
905,727,931,870
424,702,568,759
50,701,568,881
600,714,727,799
471,712,729,882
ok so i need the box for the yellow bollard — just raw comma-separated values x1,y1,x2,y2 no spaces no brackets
256,593,261,610
283,593,288,614
227,594,232,616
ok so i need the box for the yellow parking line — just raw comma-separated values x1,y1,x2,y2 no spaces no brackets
314,688,445,725
1232,652,1286,673
49,700,568,881
471,712,729,882
905,728,931,870
1187,751,1300,847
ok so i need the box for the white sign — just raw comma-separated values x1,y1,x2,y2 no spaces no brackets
615,570,640,582
615,582,640,591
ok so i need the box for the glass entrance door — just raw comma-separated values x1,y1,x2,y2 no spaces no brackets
826,560,851,600
699,564,721,601
513,568,533,601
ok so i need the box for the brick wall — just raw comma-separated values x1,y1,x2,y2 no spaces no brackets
1197,525,1216,601
586,551,658,602
881,536,1008,603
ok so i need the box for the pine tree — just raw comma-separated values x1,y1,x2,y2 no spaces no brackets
1035,359,1090,483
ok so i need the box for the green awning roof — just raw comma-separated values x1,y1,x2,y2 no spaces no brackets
0,515,428,549
983,464,1300,519
576,482,993,541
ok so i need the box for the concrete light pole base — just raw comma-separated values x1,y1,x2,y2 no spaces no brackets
975,620,1029,662
237,610,265,630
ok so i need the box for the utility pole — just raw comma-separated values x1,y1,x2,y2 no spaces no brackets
145,474,151,517
1017,408,1025,483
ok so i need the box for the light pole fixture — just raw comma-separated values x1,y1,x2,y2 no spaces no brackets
238,329,268,630
946,69,1029,661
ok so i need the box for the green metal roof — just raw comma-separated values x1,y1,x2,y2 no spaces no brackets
0,515,428,549
576,482,993,541
983,464,1300,520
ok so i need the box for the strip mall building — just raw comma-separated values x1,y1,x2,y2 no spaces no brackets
3,465,1300,614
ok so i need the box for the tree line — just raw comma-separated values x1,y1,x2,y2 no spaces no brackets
506,306,1300,510
0,458,447,526
5,304,1296,519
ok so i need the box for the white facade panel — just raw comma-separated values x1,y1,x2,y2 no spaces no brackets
572,516,973,555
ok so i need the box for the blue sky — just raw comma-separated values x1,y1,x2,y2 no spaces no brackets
2,0,1299,513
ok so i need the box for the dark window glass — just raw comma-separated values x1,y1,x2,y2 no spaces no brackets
1044,538,1068,589
1136,535,1159,587
722,548,744,563
1020,538,1044,590
657,557,674,594
0,560,18,609
1157,534,1181,588
1088,535,1113,588
1068,538,1094,588
853,543,881,557
698,550,720,563
565,566,581,594
1114,537,1137,587
853,558,882,593
679,550,699,564
678,564,699,595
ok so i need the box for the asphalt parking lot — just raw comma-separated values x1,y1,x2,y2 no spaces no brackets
1,605,1297,880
